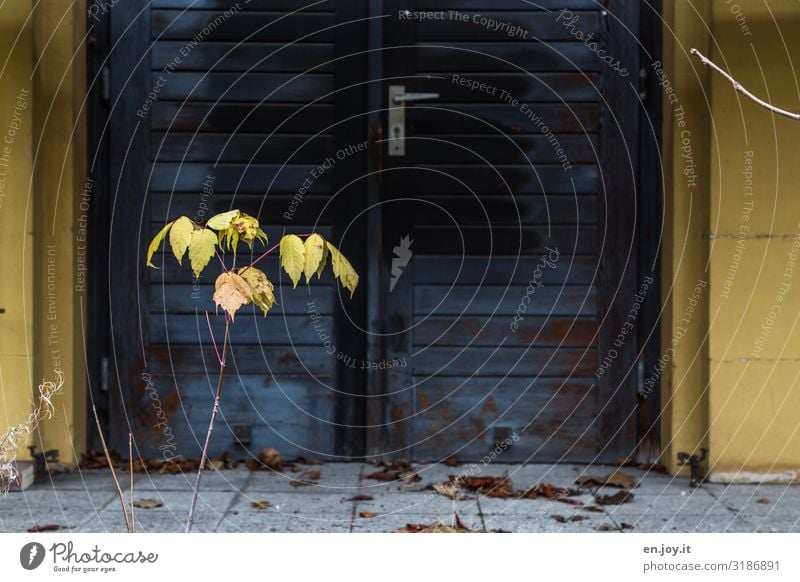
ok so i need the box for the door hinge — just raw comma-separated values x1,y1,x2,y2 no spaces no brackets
100,356,109,393
636,357,646,397
638,66,648,103
101,65,110,106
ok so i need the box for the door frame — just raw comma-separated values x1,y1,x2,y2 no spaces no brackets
363,0,664,461
87,0,663,462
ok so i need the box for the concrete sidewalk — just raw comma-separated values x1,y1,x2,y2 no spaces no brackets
2,463,798,533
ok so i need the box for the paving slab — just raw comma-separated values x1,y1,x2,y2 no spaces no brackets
4,464,799,532
79,510,218,533
216,511,351,533
351,511,483,533
354,490,482,515
230,492,354,517
133,467,251,492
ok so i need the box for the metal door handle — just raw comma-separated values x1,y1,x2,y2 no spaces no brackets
388,86,440,157
392,92,440,104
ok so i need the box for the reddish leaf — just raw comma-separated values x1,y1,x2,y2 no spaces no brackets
27,524,66,532
595,490,634,505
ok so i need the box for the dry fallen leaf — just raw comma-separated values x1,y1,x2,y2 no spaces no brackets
359,511,376,519
27,524,67,532
290,479,314,487
576,470,638,489
756,498,770,504
520,482,581,500
345,494,374,502
621,522,635,530
133,498,163,509
246,447,283,471
397,514,472,533
251,501,271,509
433,482,461,500
552,514,586,523
595,523,618,531
453,475,514,498
595,490,634,505
303,469,321,481
583,505,605,513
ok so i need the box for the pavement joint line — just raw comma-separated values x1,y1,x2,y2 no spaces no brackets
215,470,251,532
348,464,364,533
80,491,118,529
698,483,752,533
475,496,487,532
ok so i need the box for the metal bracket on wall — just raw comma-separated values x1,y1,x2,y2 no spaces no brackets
27,445,59,481
677,448,708,488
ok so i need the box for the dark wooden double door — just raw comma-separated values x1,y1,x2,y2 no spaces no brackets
101,0,645,464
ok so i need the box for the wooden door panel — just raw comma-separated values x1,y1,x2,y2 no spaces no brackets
109,0,367,459
376,0,640,462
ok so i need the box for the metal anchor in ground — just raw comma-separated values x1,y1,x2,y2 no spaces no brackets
677,448,708,488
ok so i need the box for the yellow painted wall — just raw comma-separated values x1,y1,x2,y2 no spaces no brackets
0,1,34,456
32,0,86,467
706,0,800,481
661,0,800,480
659,0,712,475
0,1,85,468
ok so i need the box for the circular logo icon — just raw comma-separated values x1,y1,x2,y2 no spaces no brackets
20,542,46,570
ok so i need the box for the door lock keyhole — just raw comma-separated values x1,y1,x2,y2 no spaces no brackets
390,123,404,155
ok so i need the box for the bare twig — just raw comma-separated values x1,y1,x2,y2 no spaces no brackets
186,319,230,533
92,405,131,532
129,432,135,533
690,48,800,121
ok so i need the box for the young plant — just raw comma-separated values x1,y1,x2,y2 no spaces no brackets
146,210,358,532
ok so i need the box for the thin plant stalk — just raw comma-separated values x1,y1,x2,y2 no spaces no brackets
129,432,135,533
92,405,131,533
185,320,230,533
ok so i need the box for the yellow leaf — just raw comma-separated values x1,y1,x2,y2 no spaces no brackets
206,209,240,230
226,228,239,255
280,234,305,288
146,221,174,268
303,234,326,284
326,242,359,298
231,213,260,246
212,272,253,320
188,228,218,278
255,227,268,244
316,242,328,279
239,266,276,316
169,216,194,265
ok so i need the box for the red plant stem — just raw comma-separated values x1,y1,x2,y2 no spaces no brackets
205,310,224,367
243,233,313,273
214,248,227,271
186,320,230,534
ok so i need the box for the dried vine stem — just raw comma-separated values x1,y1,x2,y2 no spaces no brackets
92,405,132,532
129,432,135,533
0,371,64,492
690,48,800,121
